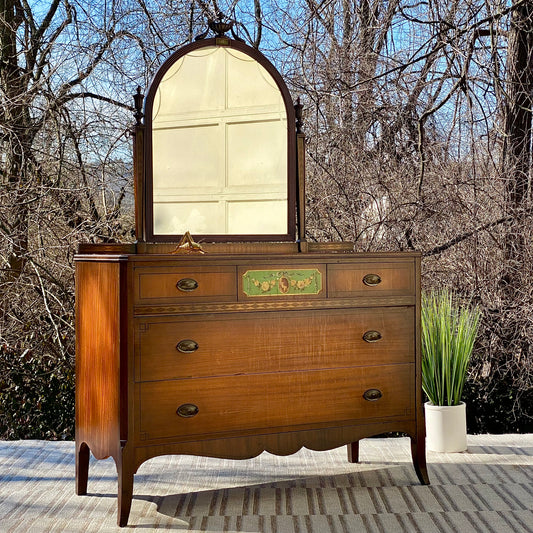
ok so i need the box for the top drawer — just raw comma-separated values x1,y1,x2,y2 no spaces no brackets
328,262,415,297
134,266,236,304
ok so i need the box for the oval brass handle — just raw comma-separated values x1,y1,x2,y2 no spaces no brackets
363,388,383,401
363,273,382,286
176,278,199,292
176,403,199,418
363,330,382,343
176,339,199,353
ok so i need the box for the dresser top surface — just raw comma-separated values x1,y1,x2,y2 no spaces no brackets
75,242,421,263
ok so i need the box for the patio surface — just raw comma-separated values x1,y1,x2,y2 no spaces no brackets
0,434,532,532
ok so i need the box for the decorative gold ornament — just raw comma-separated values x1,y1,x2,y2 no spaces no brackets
170,231,207,255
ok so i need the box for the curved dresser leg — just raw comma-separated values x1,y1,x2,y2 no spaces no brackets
410,435,430,485
76,442,90,496
117,451,134,527
347,441,360,463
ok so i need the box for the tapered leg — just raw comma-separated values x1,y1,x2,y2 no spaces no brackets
410,435,430,485
76,442,90,495
347,441,360,463
117,454,134,527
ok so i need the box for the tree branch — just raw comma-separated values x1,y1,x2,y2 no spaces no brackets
424,208,533,257
58,91,133,111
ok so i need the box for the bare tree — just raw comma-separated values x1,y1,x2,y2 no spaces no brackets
0,0,199,438
1,0,531,436
260,0,533,430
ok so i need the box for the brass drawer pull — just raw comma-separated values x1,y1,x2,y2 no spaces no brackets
176,339,199,353
363,330,382,343
363,388,383,401
176,403,199,418
176,278,199,292
363,273,381,286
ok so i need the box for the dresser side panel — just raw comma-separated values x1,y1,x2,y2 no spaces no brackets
414,255,426,433
75,259,125,460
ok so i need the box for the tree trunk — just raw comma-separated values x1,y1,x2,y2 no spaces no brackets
1,0,31,280
501,1,533,292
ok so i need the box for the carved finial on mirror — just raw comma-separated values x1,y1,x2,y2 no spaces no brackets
209,17,233,37
171,231,207,255
133,86,144,126
195,7,239,41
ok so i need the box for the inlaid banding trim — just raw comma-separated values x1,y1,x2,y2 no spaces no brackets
134,296,416,316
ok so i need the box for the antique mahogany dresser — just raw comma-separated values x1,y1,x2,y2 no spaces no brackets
75,21,429,526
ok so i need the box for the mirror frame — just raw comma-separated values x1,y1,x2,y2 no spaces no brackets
140,37,297,243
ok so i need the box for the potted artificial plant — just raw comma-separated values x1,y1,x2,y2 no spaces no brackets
421,289,480,452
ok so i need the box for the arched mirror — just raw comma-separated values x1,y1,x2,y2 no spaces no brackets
140,37,297,242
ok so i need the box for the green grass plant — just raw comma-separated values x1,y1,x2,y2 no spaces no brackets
421,289,480,406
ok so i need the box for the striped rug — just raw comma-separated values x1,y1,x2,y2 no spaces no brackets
0,435,531,532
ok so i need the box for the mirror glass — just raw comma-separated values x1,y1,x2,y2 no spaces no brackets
151,46,288,236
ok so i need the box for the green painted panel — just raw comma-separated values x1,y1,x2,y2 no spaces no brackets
242,269,322,297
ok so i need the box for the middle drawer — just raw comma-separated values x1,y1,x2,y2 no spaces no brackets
135,307,414,382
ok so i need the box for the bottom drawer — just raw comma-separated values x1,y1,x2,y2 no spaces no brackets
138,364,413,441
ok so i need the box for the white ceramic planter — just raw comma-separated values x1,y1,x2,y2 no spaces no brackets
424,401,467,452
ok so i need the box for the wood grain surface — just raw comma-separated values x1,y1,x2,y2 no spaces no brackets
75,259,124,461
327,262,415,297
138,364,413,441
135,307,414,382
75,250,427,526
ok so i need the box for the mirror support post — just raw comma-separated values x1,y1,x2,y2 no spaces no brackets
133,126,145,242
133,87,145,242
296,132,307,252
295,99,307,252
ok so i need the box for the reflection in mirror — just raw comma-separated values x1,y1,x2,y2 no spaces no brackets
152,46,288,235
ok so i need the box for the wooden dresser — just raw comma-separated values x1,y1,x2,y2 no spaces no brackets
75,27,428,527
75,247,428,525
